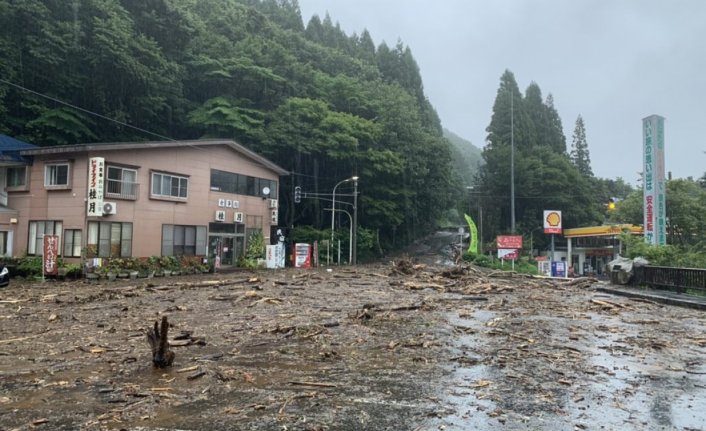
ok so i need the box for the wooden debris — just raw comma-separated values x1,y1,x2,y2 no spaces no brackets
187,370,206,380
288,381,337,388
591,298,627,310
146,316,175,368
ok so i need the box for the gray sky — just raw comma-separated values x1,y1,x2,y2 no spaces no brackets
298,0,706,183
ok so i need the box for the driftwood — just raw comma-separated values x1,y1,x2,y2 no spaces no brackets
146,316,175,368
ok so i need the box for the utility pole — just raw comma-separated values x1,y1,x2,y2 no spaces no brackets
352,178,358,265
510,90,516,234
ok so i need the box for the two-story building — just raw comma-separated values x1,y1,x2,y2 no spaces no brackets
0,136,288,266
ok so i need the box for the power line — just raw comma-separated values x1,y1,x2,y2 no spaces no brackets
0,78,175,142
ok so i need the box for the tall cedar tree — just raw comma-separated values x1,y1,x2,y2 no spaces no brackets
570,115,593,177
480,70,602,247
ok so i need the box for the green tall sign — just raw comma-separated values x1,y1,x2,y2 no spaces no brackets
464,214,478,255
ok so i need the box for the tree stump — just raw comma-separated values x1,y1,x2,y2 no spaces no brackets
146,316,175,368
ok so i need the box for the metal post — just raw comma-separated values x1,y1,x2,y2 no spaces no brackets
352,178,358,265
331,178,347,265
479,205,483,255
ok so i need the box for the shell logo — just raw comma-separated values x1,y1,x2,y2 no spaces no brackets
543,210,562,234
546,211,561,227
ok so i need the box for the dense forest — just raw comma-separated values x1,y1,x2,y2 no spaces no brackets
0,0,464,256
3,0,704,259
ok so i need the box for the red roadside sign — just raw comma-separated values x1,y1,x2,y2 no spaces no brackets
497,235,523,249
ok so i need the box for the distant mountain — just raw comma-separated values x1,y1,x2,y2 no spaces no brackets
444,128,483,185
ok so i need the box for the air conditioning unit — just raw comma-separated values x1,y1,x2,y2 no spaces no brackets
271,209,278,224
102,201,117,215
234,212,244,223
268,199,278,209
215,210,226,222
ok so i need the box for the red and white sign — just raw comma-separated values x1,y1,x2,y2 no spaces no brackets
497,235,523,249
87,157,105,216
498,249,519,260
43,235,59,276
543,210,562,234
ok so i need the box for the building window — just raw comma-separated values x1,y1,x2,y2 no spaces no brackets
7,166,27,188
210,169,277,198
63,229,82,257
28,221,63,255
44,162,70,188
0,231,8,255
151,172,188,199
106,166,138,200
162,225,207,256
86,221,132,258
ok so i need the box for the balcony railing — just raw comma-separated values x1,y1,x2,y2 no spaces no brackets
105,179,139,200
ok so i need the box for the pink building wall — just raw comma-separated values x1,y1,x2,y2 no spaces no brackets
5,140,286,260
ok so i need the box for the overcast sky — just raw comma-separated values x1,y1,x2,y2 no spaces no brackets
298,0,705,183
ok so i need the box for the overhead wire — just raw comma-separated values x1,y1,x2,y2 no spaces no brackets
0,78,175,142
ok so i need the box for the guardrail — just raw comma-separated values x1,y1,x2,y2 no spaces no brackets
632,265,706,295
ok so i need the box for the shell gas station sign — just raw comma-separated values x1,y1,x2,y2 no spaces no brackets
543,210,562,234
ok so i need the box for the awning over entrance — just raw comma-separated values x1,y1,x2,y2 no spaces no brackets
564,224,643,238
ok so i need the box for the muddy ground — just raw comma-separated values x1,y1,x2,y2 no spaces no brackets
1,259,705,431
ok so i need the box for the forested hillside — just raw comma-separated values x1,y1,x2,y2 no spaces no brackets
444,128,483,187
0,0,462,254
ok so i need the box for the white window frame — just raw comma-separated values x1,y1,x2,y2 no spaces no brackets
44,162,71,188
151,171,188,200
106,165,138,199
28,220,63,255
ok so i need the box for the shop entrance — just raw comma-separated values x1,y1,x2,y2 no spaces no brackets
208,222,246,268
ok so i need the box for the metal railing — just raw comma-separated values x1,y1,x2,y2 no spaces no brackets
632,265,706,295
105,179,139,200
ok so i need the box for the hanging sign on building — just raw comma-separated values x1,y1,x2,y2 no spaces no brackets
87,157,105,216
43,234,59,276
642,115,666,245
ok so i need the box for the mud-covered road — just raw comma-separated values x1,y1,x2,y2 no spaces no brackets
1,261,705,430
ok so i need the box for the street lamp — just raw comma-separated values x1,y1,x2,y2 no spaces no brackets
331,176,358,265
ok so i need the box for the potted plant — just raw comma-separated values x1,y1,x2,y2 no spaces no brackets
159,256,178,276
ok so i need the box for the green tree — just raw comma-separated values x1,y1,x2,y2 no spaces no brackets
480,70,603,248
570,115,593,177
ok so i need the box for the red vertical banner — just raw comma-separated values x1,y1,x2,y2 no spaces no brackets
43,235,59,276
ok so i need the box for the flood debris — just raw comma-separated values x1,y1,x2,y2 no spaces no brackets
146,315,175,368
1,259,705,430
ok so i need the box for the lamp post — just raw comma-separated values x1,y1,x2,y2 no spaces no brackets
331,176,358,265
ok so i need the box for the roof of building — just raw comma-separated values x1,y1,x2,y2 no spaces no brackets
564,224,643,238
19,139,289,176
0,134,37,164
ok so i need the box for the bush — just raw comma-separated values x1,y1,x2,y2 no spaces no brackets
16,256,42,278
